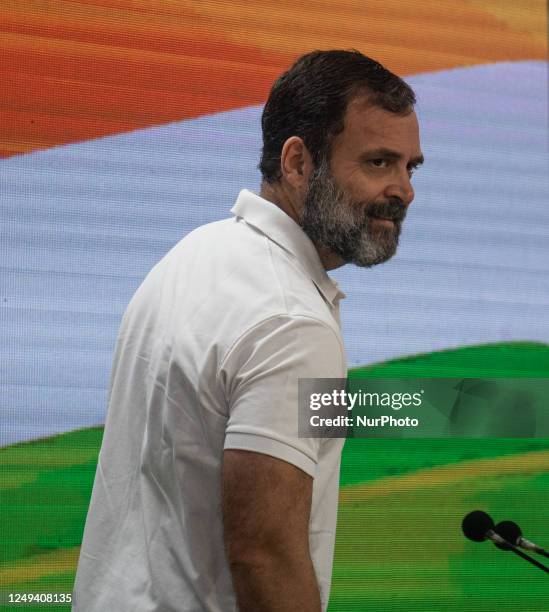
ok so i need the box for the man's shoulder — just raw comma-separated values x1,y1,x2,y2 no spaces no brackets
165,215,264,262
173,217,235,248
178,217,334,316
129,213,341,349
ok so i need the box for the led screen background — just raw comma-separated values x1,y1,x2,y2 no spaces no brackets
1,1,548,609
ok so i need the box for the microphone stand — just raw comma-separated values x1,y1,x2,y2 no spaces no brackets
462,511,549,575
508,546,549,574
489,530,549,575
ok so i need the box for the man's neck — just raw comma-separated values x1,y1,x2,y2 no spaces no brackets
258,182,345,272
259,181,301,225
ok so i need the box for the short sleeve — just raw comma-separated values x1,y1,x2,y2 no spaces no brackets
219,314,345,477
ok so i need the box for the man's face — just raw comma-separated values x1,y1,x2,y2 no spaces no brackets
300,95,423,268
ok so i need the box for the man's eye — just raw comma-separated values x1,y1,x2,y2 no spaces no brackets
369,159,388,168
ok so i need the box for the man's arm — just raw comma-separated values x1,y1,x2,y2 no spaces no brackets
222,449,322,612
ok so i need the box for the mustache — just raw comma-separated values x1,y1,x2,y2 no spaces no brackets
365,198,407,222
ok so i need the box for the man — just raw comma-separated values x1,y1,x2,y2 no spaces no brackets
73,49,423,611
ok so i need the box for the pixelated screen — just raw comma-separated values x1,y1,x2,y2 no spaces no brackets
1,1,548,609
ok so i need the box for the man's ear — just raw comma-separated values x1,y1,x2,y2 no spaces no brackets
280,136,314,192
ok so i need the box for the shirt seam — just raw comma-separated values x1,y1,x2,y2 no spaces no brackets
215,312,345,386
224,428,318,467
266,236,289,313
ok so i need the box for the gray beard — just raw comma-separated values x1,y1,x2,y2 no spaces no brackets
300,157,406,268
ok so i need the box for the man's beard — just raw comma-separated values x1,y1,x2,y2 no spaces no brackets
300,157,407,267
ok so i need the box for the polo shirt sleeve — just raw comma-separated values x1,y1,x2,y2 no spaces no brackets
219,314,346,478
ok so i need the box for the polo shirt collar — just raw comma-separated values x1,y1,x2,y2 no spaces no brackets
230,189,346,307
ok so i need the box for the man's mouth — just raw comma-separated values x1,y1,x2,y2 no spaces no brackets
366,200,406,225
369,215,398,225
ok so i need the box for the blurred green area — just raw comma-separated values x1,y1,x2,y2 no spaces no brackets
1,342,548,610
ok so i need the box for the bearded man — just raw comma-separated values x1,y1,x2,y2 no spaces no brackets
73,49,423,612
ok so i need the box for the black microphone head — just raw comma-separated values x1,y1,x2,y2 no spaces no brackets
462,510,495,542
494,520,522,550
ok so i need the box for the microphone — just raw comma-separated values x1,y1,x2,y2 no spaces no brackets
461,510,549,575
494,520,549,558
461,510,508,546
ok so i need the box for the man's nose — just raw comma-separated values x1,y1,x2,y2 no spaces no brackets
385,171,415,207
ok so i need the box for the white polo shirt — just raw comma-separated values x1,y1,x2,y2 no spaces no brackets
73,189,347,612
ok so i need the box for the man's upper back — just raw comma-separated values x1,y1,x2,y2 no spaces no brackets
73,190,347,612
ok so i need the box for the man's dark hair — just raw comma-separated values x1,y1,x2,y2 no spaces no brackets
259,49,416,184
